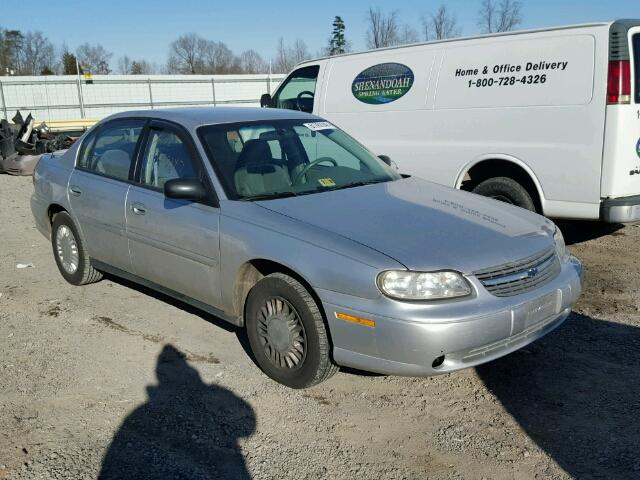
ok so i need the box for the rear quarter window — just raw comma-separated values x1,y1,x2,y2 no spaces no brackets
633,34,640,103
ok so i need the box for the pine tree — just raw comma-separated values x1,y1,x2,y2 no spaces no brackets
328,16,346,55
62,51,80,74
130,61,143,74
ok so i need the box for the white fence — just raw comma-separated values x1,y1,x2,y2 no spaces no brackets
0,74,287,122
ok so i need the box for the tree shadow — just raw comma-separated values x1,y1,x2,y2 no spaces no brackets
555,220,624,245
476,313,640,479
99,344,256,480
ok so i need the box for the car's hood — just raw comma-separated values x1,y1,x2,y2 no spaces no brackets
257,177,555,273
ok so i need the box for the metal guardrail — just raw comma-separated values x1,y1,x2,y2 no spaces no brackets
0,74,286,121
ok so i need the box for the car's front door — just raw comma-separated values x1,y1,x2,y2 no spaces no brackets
126,120,221,307
68,119,145,271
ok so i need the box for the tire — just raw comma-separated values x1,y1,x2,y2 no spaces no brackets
245,273,338,388
472,176,536,211
51,211,103,286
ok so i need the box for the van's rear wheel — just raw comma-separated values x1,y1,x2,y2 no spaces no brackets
472,177,536,211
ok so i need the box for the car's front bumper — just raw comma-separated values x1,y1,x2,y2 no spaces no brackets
601,194,640,223
318,256,583,376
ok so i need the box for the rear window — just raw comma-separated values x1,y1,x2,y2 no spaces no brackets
634,34,640,103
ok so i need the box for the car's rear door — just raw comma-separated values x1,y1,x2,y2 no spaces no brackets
68,118,145,272
126,120,221,307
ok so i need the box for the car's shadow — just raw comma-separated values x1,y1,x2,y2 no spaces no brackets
555,220,624,245
99,344,255,479
476,312,640,479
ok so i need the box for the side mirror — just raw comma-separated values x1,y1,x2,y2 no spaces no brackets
260,93,272,108
164,178,207,201
378,155,392,166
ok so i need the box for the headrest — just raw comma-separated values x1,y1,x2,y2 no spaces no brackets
237,139,273,168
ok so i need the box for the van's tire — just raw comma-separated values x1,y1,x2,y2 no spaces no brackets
51,211,103,286
245,273,338,388
472,177,536,211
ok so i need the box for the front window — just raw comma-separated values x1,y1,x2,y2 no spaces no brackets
138,127,199,190
198,119,401,200
272,65,319,113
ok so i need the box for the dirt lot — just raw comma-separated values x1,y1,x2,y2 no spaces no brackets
1,173,639,480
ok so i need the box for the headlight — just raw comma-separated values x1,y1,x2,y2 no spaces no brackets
377,270,471,300
553,227,570,262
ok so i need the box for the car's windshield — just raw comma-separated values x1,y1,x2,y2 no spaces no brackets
198,119,401,200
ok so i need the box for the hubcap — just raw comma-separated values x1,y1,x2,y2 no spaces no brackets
55,225,79,274
257,297,306,370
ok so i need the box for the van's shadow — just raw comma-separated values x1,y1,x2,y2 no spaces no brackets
99,344,256,480
476,313,640,479
556,220,624,245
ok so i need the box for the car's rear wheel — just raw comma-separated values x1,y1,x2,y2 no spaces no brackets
51,211,102,286
245,273,338,388
472,176,536,211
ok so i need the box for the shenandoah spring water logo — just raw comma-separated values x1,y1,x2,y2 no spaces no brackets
352,63,414,105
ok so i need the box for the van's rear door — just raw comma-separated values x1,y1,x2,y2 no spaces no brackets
601,20,640,199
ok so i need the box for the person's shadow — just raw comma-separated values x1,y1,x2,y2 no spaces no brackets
477,313,640,479
99,345,255,480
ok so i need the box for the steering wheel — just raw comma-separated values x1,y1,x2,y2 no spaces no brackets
292,157,338,185
296,91,315,111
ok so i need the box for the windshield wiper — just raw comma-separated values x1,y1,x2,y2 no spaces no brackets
239,191,298,201
328,178,390,192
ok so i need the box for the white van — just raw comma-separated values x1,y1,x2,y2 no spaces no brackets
262,20,640,222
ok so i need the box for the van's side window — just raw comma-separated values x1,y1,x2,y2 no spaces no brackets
272,65,320,113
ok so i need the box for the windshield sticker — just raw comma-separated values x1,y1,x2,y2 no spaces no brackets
303,122,335,131
318,178,336,187
352,63,414,105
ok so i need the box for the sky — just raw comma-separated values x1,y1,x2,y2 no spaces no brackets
3,0,639,71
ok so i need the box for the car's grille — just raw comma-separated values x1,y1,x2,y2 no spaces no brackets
474,246,560,297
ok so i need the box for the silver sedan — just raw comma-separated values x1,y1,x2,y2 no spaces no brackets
31,107,583,388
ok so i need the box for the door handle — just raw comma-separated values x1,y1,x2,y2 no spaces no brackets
69,186,82,197
131,203,146,215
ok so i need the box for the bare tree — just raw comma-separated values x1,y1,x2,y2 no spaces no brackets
398,25,420,45
272,38,310,73
365,7,399,49
76,42,112,74
478,0,522,33
167,34,241,74
422,5,461,41
202,41,240,74
117,55,132,74
290,39,310,65
167,33,207,74
240,49,267,73
18,31,55,75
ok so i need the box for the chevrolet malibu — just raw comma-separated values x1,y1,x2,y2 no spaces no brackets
31,107,583,388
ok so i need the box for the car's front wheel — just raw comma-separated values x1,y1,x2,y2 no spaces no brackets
51,211,103,286
245,273,338,388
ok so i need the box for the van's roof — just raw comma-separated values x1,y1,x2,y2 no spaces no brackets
296,19,637,66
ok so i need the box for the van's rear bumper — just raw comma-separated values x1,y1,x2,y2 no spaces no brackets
600,195,640,223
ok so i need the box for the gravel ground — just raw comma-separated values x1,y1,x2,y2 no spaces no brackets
1,174,639,480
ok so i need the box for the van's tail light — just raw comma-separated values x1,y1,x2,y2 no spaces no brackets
607,60,631,104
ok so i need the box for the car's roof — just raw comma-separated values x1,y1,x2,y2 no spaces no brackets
105,106,320,130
